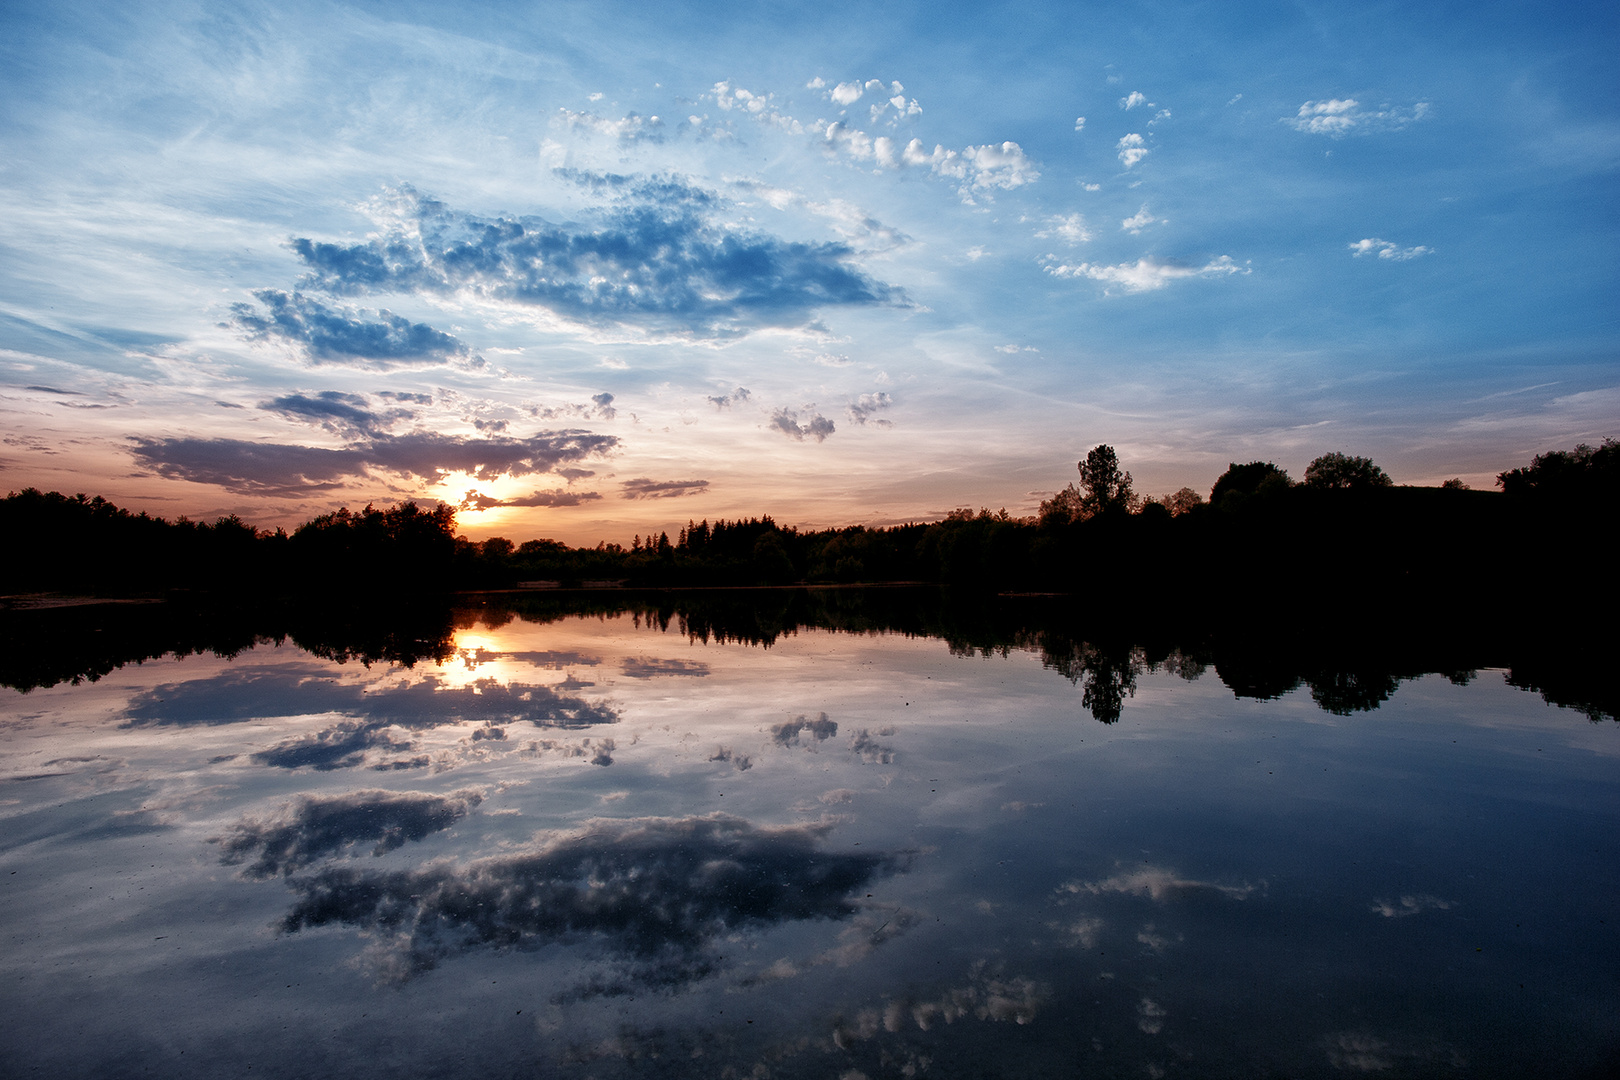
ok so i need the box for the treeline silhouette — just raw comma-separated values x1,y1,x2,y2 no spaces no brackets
3,440,1616,605
3,586,1612,723
363,439,1620,605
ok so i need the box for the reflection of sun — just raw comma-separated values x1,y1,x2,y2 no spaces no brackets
437,632,523,687
455,634,499,655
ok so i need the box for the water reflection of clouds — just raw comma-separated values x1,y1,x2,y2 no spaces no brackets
1059,865,1260,903
831,960,1048,1047
215,788,483,877
849,726,897,764
771,712,838,749
123,665,620,772
122,664,367,727
706,745,752,771
619,657,710,678
2,604,1613,1078
454,647,603,673
277,813,906,987
1370,893,1454,918
1324,1031,1466,1073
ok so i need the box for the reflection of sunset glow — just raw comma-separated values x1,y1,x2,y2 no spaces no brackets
2,597,1614,1080
441,631,528,688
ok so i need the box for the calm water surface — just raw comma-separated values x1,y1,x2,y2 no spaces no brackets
1,594,1615,1078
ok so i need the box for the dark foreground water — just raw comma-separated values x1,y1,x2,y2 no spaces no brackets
1,590,1615,1078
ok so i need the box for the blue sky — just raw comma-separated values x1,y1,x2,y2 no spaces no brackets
2,0,1616,541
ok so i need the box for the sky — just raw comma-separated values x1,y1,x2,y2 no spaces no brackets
1,0,1616,544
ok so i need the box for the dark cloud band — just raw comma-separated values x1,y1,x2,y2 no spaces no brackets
620,477,710,500
128,429,618,495
230,289,479,368
278,814,905,982
215,789,483,878
290,185,907,338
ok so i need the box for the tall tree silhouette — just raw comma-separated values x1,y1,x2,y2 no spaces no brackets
1078,444,1135,516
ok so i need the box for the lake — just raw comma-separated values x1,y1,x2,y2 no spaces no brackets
1,589,1615,1078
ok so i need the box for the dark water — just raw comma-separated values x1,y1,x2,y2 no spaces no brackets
1,590,1615,1078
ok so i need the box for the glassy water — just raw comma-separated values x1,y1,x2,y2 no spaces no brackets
1,591,1615,1078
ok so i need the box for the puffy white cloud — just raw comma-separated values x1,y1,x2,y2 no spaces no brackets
820,135,1039,197
873,134,898,168
870,93,922,123
1074,116,1085,131
1289,98,1359,134
1042,255,1248,293
717,77,1028,198
831,80,864,105
1121,205,1158,234
712,80,769,113
1119,91,1149,110
1035,213,1092,245
823,119,875,160
708,81,803,133
1286,98,1431,136
1349,238,1432,261
1117,133,1148,168
961,141,1040,190
806,76,826,89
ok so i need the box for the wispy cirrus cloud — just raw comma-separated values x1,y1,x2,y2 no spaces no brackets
1286,98,1430,136
1058,864,1258,902
1041,255,1248,293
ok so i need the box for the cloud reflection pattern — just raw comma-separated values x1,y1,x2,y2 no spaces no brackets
279,814,907,984
215,788,483,877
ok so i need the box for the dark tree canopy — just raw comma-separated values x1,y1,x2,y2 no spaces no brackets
1163,487,1204,516
1210,461,1291,506
1304,452,1393,490
1497,438,1619,498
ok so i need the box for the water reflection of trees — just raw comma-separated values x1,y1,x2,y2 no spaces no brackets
0,599,456,693
3,588,1613,725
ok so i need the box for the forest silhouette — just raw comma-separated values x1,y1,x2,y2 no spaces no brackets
4,439,1614,602
3,439,1615,722
2,585,1613,724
